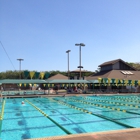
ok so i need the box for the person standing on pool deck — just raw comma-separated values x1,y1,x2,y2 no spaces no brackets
0,93,3,102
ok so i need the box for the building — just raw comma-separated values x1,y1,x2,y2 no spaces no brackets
87,59,140,92
87,59,140,80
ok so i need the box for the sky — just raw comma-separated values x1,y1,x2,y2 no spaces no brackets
0,0,140,73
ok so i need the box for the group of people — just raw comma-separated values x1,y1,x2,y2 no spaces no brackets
0,93,2,102
0,86,3,102
66,86,84,93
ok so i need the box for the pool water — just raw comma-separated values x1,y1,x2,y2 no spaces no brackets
1,94,140,140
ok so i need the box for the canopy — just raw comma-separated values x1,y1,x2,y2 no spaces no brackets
47,79,90,83
88,80,99,83
0,79,47,84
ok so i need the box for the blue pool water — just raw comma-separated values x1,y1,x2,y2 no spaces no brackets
1,94,140,140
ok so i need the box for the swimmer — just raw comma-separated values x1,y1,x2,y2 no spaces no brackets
21,101,25,104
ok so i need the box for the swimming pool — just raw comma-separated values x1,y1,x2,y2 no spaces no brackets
1,94,140,140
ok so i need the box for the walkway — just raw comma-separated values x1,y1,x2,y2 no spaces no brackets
25,128,140,140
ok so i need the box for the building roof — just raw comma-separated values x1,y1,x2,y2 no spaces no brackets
87,70,140,80
98,59,121,67
47,73,68,80
98,59,137,70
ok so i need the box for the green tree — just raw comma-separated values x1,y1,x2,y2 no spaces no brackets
0,70,93,79
95,67,101,73
0,70,19,79
127,62,140,71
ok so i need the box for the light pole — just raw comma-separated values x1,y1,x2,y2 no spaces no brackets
66,50,71,79
17,58,24,79
75,43,85,80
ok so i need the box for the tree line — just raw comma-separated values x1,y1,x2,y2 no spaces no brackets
0,70,94,79
127,62,140,71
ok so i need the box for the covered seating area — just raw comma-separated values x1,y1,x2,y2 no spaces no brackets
0,79,91,96
0,78,140,97
0,79,47,96
89,78,140,93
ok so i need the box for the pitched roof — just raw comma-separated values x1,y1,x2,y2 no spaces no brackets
86,70,140,80
47,74,68,80
98,59,137,70
98,59,121,67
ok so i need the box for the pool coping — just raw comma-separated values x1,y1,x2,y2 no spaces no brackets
3,92,140,98
24,128,140,140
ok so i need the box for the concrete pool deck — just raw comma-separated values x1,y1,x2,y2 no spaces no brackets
25,128,140,140
3,92,139,98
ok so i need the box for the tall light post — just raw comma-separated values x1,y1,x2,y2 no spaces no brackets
66,50,71,79
17,58,24,79
75,43,85,80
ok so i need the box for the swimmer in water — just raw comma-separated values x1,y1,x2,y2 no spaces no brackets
21,101,25,104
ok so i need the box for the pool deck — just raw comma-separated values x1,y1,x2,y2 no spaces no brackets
3,92,139,98
25,128,140,140
2,93,92,98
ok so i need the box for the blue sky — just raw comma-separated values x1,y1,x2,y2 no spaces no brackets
0,0,140,72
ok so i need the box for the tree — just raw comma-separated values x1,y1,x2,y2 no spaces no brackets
0,70,94,79
95,67,101,73
0,71,19,79
127,62,140,71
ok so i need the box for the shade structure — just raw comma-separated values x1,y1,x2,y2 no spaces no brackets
46,79,90,83
0,79,47,84
88,80,98,83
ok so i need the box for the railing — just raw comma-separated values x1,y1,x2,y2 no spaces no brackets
1,89,140,96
